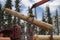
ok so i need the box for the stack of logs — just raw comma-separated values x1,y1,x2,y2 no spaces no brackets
0,37,10,40
33,35,60,40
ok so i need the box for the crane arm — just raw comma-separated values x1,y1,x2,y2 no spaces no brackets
31,0,50,9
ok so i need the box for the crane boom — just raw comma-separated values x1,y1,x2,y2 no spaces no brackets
3,8,53,31
31,0,50,9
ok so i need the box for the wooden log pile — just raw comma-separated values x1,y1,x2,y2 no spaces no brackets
0,37,10,40
33,35,60,40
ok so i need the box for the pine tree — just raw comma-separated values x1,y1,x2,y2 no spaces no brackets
0,3,4,29
55,10,59,35
46,6,52,24
40,12,46,35
26,7,34,40
42,13,45,21
46,6,52,34
5,0,12,27
0,3,2,22
14,0,21,25
0,3,2,29
15,0,21,40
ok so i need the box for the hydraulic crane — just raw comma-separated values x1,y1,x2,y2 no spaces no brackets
31,0,50,9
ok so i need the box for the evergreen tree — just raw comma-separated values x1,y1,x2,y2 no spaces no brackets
55,10,59,35
42,13,45,21
14,0,21,25
46,6,52,24
0,3,2,22
0,3,4,29
0,3,2,29
40,12,46,35
25,7,34,40
46,6,52,34
5,0,12,27
14,1,21,40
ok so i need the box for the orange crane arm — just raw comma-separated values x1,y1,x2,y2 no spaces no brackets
31,0,50,9
3,8,53,31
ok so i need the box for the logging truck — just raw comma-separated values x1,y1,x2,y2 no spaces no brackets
0,0,60,40
0,8,53,40
1,8,60,40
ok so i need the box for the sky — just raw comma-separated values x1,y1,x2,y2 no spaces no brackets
0,0,60,20
21,0,60,20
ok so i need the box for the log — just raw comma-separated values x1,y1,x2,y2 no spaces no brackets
3,8,53,31
0,37,10,40
33,35,60,40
